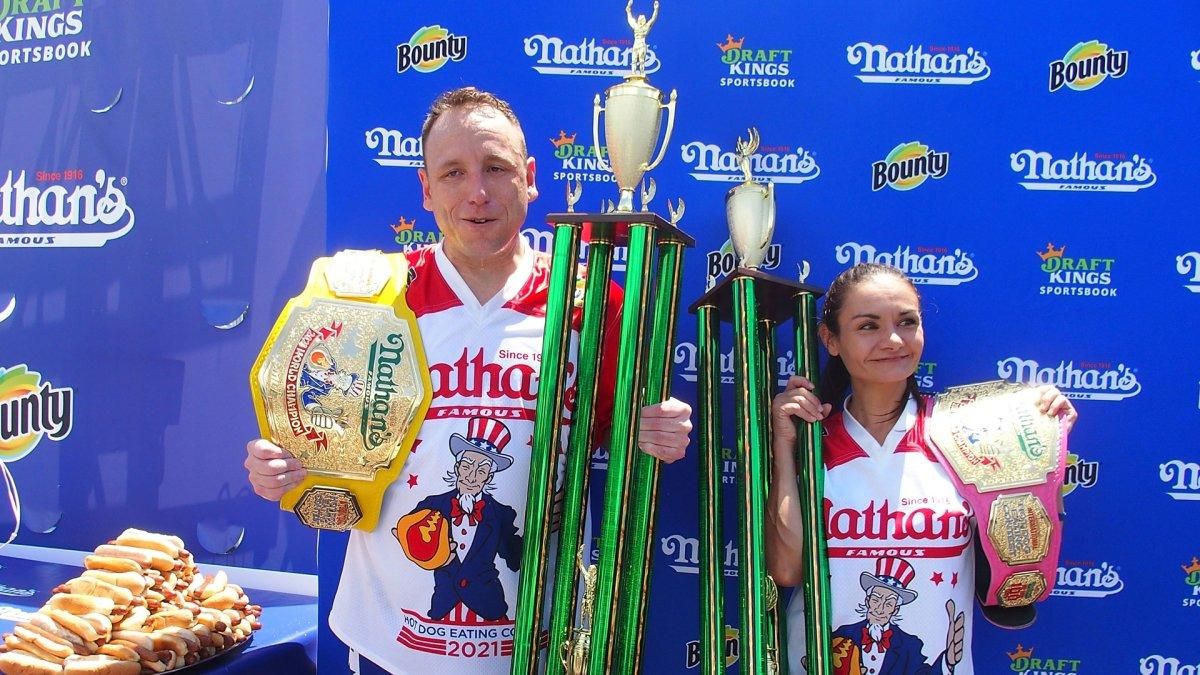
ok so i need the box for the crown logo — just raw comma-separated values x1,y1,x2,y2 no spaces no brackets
1037,242,1066,261
391,216,415,234
717,34,745,53
1183,557,1200,575
1007,644,1033,661
550,130,577,149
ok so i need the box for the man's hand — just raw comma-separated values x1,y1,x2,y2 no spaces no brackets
944,599,965,671
245,439,308,501
636,397,692,463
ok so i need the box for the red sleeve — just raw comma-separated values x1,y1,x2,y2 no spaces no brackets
587,280,624,448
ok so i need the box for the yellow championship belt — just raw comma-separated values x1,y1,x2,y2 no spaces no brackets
249,250,431,531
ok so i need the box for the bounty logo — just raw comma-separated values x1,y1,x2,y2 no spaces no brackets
549,131,613,185
1010,149,1155,192
1183,557,1200,607
674,341,795,387
680,139,819,184
364,128,423,168
872,141,949,191
1037,243,1117,297
1141,655,1200,675
846,42,990,85
835,242,978,286
1176,252,1200,292
1048,40,1128,92
0,365,74,462
1061,453,1100,498
660,534,738,577
705,238,781,287
0,0,91,68
389,216,440,251
716,35,794,88
684,626,740,669
396,25,467,74
0,169,134,248
523,33,659,77
1051,560,1123,598
1006,644,1081,674
996,357,1141,401
1159,460,1200,501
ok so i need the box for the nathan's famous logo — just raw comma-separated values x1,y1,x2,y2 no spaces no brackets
872,141,949,191
1048,40,1127,92
522,225,629,274
715,34,794,88
1010,149,1155,192
846,42,990,85
1159,460,1200,502
0,0,90,68
1183,557,1200,608
684,625,740,669
1051,559,1123,598
680,139,819,184
1192,49,1200,72
705,238,781,286
1176,252,1200,293
1037,242,1117,298
0,169,134,248
1061,453,1099,498
523,33,659,77
996,357,1140,401
1006,644,1081,674
365,128,423,168
661,534,738,577
396,25,467,74
0,365,74,462
835,242,978,286
390,216,441,251
914,361,937,389
1141,654,1200,675
549,130,613,185
674,341,795,387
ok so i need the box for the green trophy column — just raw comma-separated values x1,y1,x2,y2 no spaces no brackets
695,302,724,675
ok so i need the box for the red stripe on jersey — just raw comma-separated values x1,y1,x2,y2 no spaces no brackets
892,396,940,462
405,246,463,318
823,411,870,470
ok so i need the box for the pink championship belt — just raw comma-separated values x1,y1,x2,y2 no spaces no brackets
927,381,1067,624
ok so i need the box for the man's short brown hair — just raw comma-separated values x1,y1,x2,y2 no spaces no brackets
420,87,527,157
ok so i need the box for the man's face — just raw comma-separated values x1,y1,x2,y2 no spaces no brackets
455,450,495,496
418,105,538,267
865,586,901,626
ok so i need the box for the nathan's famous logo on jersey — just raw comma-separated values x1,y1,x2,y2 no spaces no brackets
523,33,659,77
425,347,575,420
715,34,794,88
548,130,613,185
674,341,795,387
1141,655,1200,675
1062,453,1099,498
705,238,781,286
1176,252,1200,293
522,226,630,274
1037,243,1117,298
914,361,937,390
835,242,978,286
685,626,739,669
0,0,91,68
1051,559,1123,599
0,169,134,248
680,140,819,184
872,141,949,191
1182,557,1200,608
996,357,1140,401
0,365,74,462
846,42,990,85
1048,40,1127,92
365,127,423,168
389,216,441,251
1159,460,1200,502
396,25,466,74
661,534,738,577
1006,644,1081,674
1010,149,1155,192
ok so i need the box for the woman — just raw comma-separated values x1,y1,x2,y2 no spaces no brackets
765,262,1076,675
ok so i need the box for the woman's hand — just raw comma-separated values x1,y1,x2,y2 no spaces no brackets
771,375,832,445
1035,385,1078,435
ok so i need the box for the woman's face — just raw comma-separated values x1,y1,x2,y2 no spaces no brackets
822,274,924,391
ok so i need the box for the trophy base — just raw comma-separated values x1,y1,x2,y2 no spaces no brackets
688,267,824,321
545,212,694,247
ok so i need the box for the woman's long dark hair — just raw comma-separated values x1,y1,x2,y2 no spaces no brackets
820,262,922,421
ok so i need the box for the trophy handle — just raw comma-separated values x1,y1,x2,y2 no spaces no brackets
640,88,677,174
592,94,612,174
761,182,775,249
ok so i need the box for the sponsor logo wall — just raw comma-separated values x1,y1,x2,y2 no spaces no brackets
321,2,1196,672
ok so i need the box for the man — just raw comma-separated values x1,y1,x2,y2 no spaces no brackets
245,87,692,674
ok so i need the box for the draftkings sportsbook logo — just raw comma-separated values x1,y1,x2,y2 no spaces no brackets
1051,559,1123,599
548,131,613,185
523,33,659,77
996,357,1140,401
835,242,978,286
0,365,74,462
1141,654,1200,675
1182,557,1200,608
1036,243,1117,297
1048,40,1128,92
0,0,91,68
365,128,423,168
914,362,937,390
0,169,134,248
1010,149,1156,192
1005,644,1082,674
846,42,990,85
389,216,441,251
684,626,740,669
715,35,794,88
396,25,467,74
1159,460,1200,502
1176,252,1200,292
872,141,949,191
680,139,819,184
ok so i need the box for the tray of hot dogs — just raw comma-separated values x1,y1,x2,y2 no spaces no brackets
0,529,262,674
